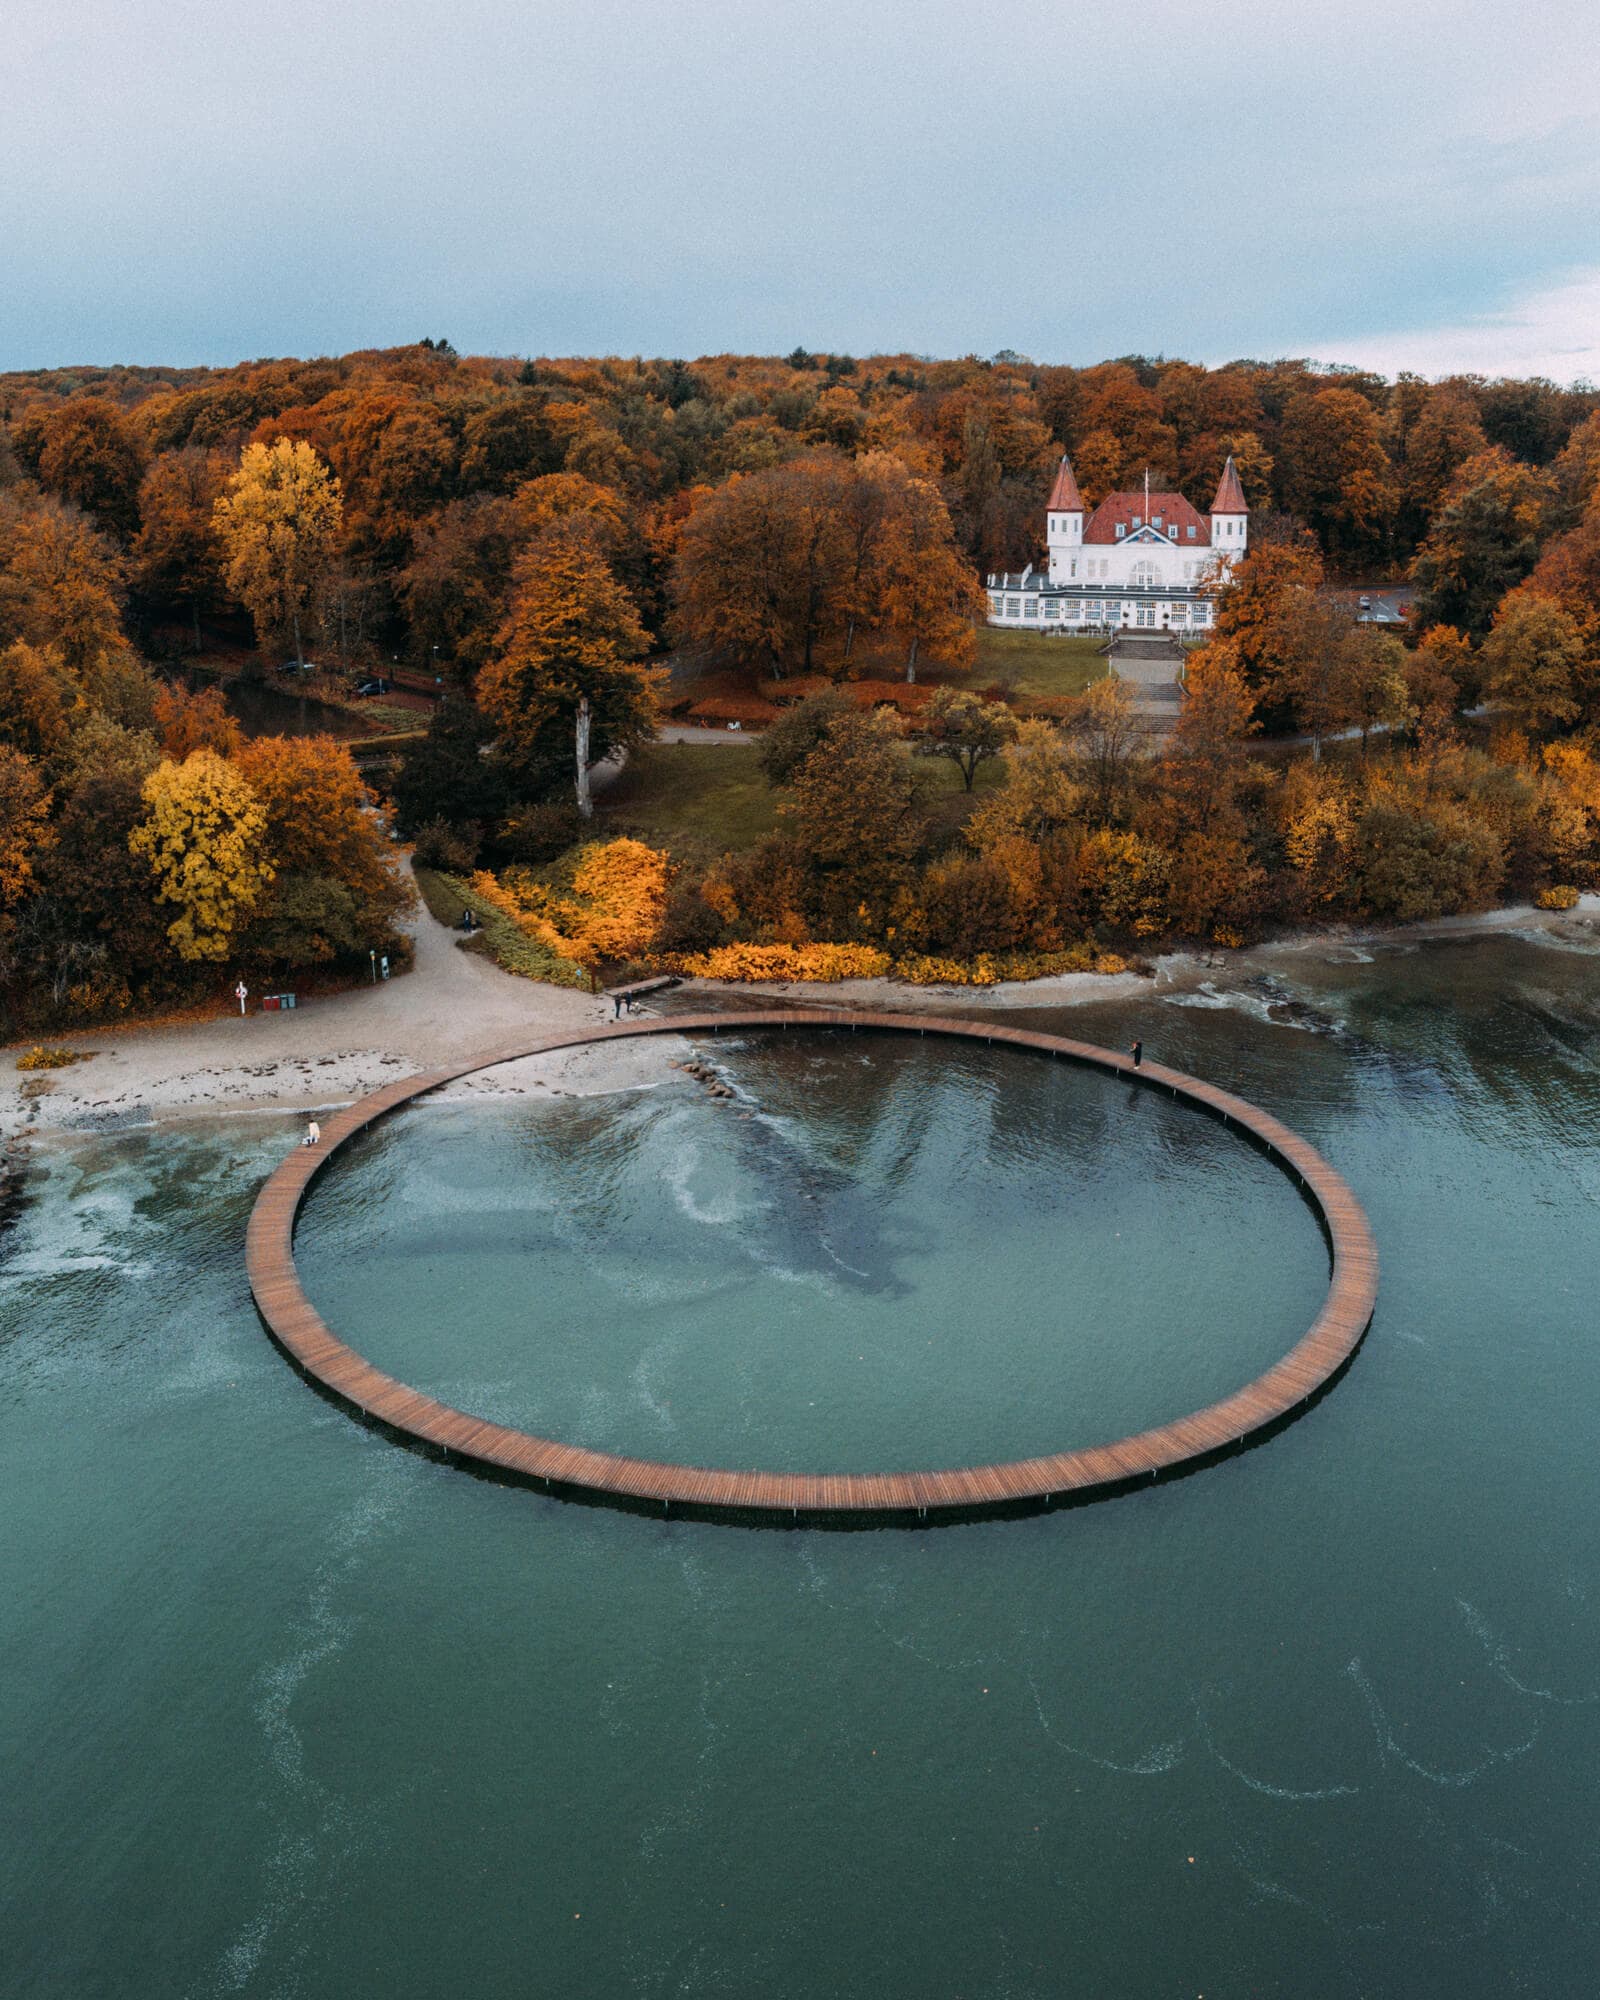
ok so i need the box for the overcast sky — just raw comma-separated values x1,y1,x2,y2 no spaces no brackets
5,0,1598,381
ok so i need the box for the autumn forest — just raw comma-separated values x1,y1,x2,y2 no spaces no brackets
4,341,1600,1028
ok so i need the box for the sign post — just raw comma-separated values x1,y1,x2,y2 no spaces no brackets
235,980,248,1017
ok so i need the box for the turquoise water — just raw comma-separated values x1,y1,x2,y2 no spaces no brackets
4,934,1600,1997
296,1034,1329,1473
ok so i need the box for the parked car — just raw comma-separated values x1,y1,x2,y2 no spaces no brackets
351,676,391,698
276,658,318,676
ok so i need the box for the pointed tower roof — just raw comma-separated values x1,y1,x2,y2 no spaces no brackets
1047,454,1084,512
1209,455,1248,515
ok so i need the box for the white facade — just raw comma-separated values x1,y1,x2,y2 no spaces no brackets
987,457,1248,636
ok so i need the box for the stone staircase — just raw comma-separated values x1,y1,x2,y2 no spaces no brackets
1107,633,1184,729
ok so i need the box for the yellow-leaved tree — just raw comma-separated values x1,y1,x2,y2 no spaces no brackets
128,750,273,960
213,440,343,666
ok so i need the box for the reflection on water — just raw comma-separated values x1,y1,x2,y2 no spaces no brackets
3,932,1600,1999
296,1035,1328,1470
217,674,374,741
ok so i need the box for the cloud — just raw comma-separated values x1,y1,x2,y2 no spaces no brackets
2,0,1599,372
1300,267,1600,386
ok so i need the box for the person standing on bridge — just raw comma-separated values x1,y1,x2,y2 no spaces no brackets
1130,1040,1143,1068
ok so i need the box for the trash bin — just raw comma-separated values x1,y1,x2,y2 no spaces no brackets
262,995,281,1012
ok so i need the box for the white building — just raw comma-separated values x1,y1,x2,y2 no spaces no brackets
986,456,1248,636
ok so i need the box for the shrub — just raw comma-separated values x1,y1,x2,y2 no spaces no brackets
907,853,1027,956
17,1045,93,1070
892,954,1001,986
672,941,891,982
657,880,729,955
487,838,670,962
496,800,584,865
1536,883,1580,910
757,688,854,785
411,817,480,871
891,946,1125,986
1353,797,1504,922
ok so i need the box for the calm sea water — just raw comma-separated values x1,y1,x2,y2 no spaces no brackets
4,933,1598,1998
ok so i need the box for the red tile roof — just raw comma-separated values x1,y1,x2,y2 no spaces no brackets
1083,490,1211,546
1047,455,1084,512
1209,455,1248,513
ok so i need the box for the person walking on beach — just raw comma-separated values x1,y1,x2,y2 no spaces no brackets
1130,1040,1143,1068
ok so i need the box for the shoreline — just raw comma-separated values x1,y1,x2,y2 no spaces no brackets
667,895,1600,1015
5,894,1597,1146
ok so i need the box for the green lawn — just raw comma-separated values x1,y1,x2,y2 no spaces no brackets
972,627,1108,700
596,736,1006,865
598,742,781,863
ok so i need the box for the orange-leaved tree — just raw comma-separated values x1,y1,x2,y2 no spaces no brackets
132,449,230,649
877,470,984,681
0,490,129,674
23,397,149,539
479,518,658,819
0,641,76,763
0,744,53,908
152,683,243,762
235,734,412,962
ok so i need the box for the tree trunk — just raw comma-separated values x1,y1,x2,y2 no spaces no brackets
575,696,593,819
905,634,919,684
292,607,304,668
191,602,202,653
843,617,856,661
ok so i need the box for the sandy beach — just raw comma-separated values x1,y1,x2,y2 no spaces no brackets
5,883,1597,1145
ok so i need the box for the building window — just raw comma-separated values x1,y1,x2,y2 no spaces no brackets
1004,597,1020,617
1187,524,1196,538
988,594,1002,615
1024,597,1038,618
1043,599,1059,619
1114,523,1125,539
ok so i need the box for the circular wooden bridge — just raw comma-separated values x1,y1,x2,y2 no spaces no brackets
246,1011,1378,1520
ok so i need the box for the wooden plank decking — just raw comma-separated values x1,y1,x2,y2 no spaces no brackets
244,1012,1378,1520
